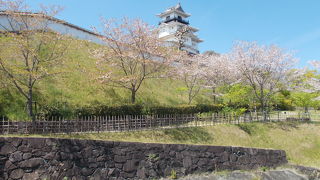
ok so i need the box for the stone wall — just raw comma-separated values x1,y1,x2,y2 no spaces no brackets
0,137,287,180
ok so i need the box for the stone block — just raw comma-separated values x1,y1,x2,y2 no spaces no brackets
9,168,24,179
43,152,55,160
121,171,136,178
9,151,23,163
17,145,30,153
115,163,123,169
207,146,225,154
22,153,32,160
5,160,17,171
28,138,46,149
114,155,127,163
0,144,16,155
137,168,147,179
11,139,22,147
123,160,139,172
19,158,44,169
182,156,192,168
22,171,41,180
80,167,94,176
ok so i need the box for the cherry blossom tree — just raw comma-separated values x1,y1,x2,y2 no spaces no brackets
0,0,69,121
93,18,176,103
204,53,237,103
290,68,318,92
310,60,320,70
286,67,320,112
230,41,297,117
304,60,320,105
308,60,320,92
174,53,209,104
174,26,190,51
174,52,238,105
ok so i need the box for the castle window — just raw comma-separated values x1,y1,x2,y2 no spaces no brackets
166,16,170,20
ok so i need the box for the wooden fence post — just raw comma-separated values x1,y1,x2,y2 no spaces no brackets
2,116,4,134
106,115,109,131
7,117,9,134
195,114,197,127
98,116,100,133
126,115,129,131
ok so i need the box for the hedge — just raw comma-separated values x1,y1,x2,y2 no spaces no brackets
147,104,224,115
75,104,144,117
39,104,225,118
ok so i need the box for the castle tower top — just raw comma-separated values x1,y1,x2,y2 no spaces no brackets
157,3,203,54
157,3,191,19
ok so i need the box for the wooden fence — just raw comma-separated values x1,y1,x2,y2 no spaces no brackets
0,111,313,134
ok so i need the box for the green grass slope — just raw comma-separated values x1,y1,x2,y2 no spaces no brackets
5,122,320,168
40,38,212,106
0,37,212,118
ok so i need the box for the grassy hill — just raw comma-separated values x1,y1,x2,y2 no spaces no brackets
0,37,213,119
5,121,320,168
38,39,213,106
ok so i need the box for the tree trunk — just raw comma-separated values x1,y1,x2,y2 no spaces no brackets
259,87,268,121
188,90,193,105
212,87,216,104
27,88,35,122
260,99,267,121
131,89,136,104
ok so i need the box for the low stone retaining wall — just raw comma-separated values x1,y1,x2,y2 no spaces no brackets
0,137,287,180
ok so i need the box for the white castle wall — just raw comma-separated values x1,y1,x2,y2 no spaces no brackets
0,15,105,45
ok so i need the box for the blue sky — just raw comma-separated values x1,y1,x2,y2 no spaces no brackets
26,0,320,67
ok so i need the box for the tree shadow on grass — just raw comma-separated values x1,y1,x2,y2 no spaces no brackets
163,127,213,144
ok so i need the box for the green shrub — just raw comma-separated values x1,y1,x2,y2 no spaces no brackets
147,105,196,115
75,104,144,117
222,107,247,115
147,104,224,115
36,103,225,118
38,103,74,119
196,104,224,113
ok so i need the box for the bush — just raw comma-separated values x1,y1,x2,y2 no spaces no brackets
75,104,144,117
37,103,225,118
196,104,224,113
147,104,224,115
147,105,197,115
221,107,247,115
38,103,74,119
